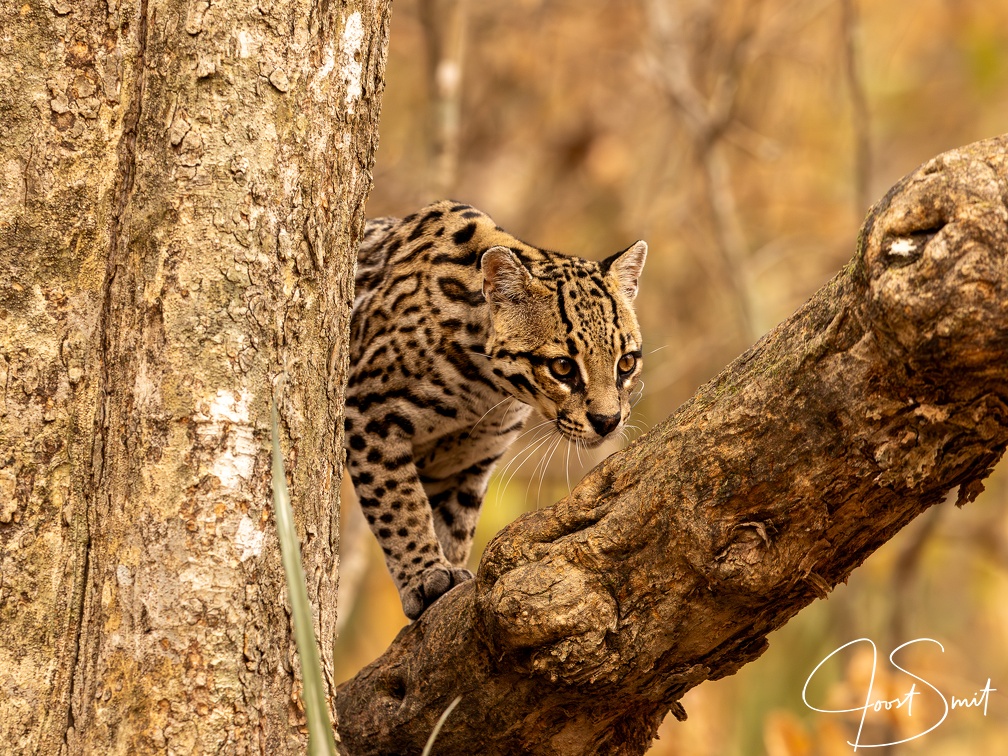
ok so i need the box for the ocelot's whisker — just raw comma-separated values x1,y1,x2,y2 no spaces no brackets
508,417,554,446
630,379,645,407
495,425,552,488
467,395,513,438
533,433,564,508
492,420,554,493
495,427,556,507
496,398,519,436
623,420,647,437
493,429,548,487
564,440,572,495
501,429,555,506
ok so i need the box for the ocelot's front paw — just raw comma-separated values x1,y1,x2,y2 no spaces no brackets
401,563,474,620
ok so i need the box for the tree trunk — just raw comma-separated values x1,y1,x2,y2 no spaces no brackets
334,135,1008,755
0,1,390,752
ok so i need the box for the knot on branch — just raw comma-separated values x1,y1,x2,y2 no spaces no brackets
712,519,772,577
860,143,1008,378
480,556,619,684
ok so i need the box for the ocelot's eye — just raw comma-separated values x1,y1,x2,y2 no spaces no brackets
617,353,638,376
549,357,576,382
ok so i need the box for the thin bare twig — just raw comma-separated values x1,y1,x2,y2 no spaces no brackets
841,0,872,215
419,0,468,197
641,0,762,343
888,503,943,644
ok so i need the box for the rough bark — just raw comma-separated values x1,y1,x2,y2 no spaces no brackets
0,1,390,753
334,136,1008,754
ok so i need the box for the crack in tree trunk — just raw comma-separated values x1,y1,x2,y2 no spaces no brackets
334,135,1008,756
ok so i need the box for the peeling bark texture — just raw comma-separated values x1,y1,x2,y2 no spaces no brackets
0,1,390,753
334,136,1008,755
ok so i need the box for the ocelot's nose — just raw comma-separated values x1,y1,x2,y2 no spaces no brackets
587,412,621,437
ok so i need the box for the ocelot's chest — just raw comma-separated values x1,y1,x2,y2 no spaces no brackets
411,399,533,481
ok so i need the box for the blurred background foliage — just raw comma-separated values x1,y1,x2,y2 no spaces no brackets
335,0,1008,752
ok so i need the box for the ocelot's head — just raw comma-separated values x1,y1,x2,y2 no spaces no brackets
481,241,647,447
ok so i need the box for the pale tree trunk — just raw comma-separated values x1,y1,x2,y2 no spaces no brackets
0,1,390,753
334,136,1008,754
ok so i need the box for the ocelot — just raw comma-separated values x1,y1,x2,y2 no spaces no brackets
345,200,647,619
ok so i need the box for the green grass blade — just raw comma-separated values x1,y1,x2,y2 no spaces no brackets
421,695,462,756
271,401,337,756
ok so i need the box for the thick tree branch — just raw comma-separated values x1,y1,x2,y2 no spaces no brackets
334,135,1008,755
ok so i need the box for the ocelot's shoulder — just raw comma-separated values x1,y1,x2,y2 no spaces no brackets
394,200,500,240
361,215,399,247
361,201,537,262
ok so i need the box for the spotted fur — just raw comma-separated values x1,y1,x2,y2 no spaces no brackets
345,200,647,619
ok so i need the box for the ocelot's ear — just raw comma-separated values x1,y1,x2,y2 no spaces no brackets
602,240,647,301
481,246,543,305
